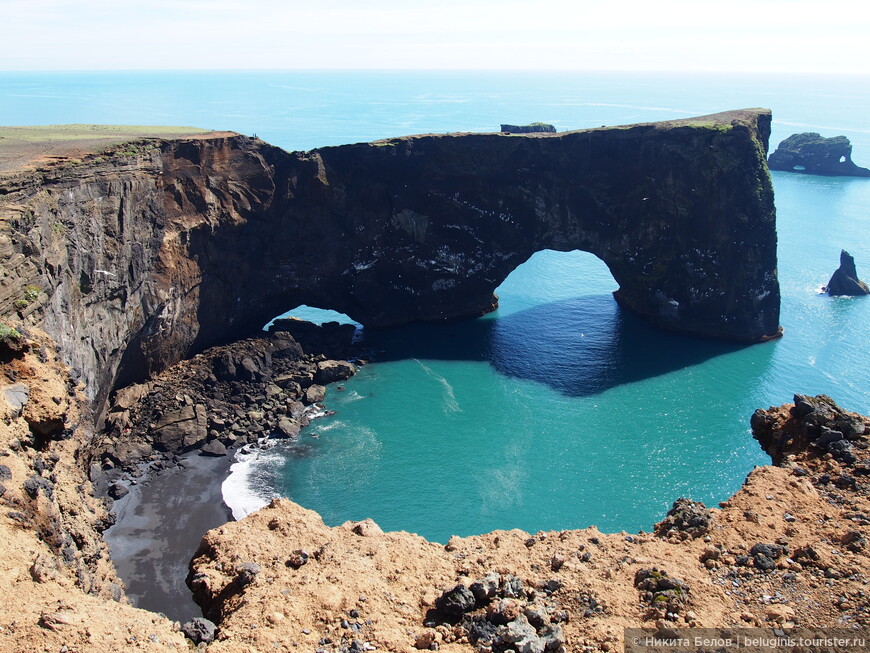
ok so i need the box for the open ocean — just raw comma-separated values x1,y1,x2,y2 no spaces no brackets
3,70,869,541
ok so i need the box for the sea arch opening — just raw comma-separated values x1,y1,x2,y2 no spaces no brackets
263,305,360,330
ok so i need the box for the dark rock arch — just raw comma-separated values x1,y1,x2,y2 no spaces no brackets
1,109,781,409
178,109,780,350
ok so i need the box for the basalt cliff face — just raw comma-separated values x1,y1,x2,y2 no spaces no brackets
0,109,780,416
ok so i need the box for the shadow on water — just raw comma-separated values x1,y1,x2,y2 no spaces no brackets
360,294,749,397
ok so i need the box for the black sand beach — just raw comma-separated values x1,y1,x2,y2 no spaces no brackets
104,451,235,622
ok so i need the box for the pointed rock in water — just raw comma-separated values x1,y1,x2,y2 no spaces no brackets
826,250,870,296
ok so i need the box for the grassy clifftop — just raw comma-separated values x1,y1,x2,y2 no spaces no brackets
0,124,232,173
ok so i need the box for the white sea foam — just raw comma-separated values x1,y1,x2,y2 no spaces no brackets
314,419,344,433
222,405,339,519
413,358,461,413
221,444,275,521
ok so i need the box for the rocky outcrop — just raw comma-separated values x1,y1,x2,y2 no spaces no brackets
751,392,868,466
500,122,556,133
825,249,870,296
768,132,870,176
0,109,780,416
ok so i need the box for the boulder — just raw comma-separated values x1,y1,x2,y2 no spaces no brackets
303,384,326,404
235,561,261,587
200,439,228,457
314,359,357,384
342,518,384,537
106,440,154,464
654,497,711,539
238,356,261,381
436,584,476,618
181,617,217,644
110,383,149,411
769,132,870,176
107,482,129,499
500,614,546,653
276,417,301,439
151,404,208,451
2,383,29,417
212,353,237,381
270,331,304,359
826,250,870,296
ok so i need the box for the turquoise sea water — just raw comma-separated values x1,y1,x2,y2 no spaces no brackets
3,71,868,541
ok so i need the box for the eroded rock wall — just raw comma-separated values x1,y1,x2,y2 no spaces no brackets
0,109,780,413
0,329,188,651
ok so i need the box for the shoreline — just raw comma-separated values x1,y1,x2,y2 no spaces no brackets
103,449,236,623
103,406,333,622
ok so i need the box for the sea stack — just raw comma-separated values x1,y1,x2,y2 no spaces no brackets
768,132,870,177
826,250,870,296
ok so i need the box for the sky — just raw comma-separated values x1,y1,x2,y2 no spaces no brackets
2,0,869,73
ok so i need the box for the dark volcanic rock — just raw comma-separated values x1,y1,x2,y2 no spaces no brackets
151,404,208,452
436,584,477,618
107,482,129,500
752,393,869,466
304,384,326,405
315,359,357,385
634,568,690,615
768,132,870,177
0,110,780,417
95,326,356,465
826,250,870,296
500,122,556,133
654,498,712,539
181,617,217,644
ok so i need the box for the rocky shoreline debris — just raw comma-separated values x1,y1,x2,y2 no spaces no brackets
93,319,360,493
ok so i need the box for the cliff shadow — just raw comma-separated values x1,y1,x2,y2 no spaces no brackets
358,294,752,397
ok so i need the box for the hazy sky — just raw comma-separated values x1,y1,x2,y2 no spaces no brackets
3,0,868,73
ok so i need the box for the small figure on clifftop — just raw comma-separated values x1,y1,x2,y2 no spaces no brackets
825,250,870,296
